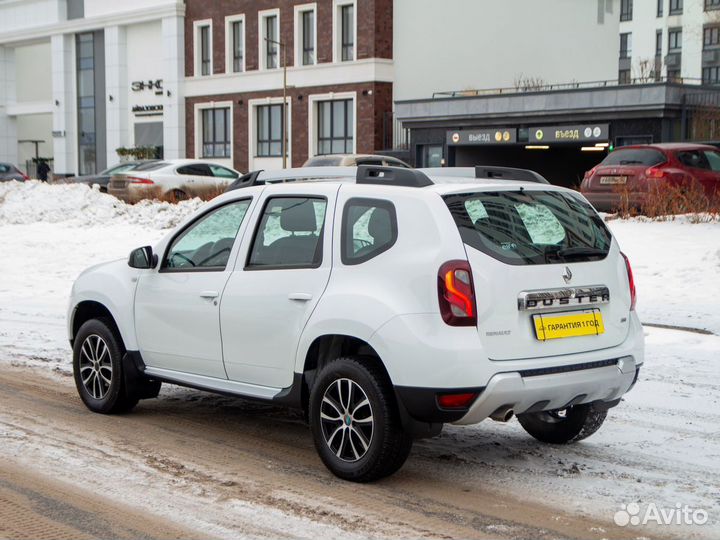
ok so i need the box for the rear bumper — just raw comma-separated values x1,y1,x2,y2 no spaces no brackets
382,311,644,427
393,357,639,427
582,191,645,212
108,185,131,202
453,356,638,425
108,185,151,203
394,385,484,424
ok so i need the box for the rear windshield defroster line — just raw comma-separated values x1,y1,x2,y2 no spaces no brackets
443,190,612,266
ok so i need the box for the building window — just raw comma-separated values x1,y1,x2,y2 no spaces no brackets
201,108,230,158
317,99,353,154
77,32,97,175
656,30,663,55
619,69,631,84
231,20,244,72
657,0,663,16
668,28,682,51
667,69,681,81
300,9,316,65
703,66,720,84
199,25,211,76
669,0,682,14
256,104,284,157
620,33,632,58
620,0,633,21
704,26,720,49
707,0,720,10
340,3,355,61
262,14,279,69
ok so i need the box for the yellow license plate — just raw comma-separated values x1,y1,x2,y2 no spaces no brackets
533,310,604,341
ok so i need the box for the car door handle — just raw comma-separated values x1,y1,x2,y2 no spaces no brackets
288,293,313,301
200,290,219,299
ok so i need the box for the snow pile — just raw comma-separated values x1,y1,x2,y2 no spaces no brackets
607,217,720,335
0,180,203,229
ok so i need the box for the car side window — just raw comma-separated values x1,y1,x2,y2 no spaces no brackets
177,164,213,176
341,198,398,265
209,165,238,179
703,150,720,172
0,164,9,173
163,200,251,271
676,150,709,170
247,197,327,269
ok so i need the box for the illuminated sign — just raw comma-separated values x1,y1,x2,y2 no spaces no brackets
529,124,609,143
447,128,517,145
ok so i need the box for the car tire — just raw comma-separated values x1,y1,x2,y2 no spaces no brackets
309,356,412,482
517,403,607,444
72,318,139,414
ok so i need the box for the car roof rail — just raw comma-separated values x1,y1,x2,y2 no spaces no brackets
474,166,549,184
226,170,264,191
356,165,433,187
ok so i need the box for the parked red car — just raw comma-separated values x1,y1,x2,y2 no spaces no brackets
580,143,720,212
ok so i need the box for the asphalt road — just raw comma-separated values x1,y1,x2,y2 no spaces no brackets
0,364,644,540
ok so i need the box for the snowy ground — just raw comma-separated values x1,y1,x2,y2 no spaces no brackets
1,181,719,538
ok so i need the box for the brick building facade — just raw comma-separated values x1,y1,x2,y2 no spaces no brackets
184,0,393,172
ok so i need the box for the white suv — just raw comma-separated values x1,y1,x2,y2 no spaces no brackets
68,165,643,482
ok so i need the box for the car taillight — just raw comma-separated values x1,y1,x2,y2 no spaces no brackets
584,166,597,180
621,252,637,310
21,173,29,181
438,260,477,326
644,165,666,179
127,177,154,185
437,392,478,409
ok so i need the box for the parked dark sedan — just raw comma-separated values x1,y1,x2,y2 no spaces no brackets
580,143,720,212
73,161,158,192
0,162,29,182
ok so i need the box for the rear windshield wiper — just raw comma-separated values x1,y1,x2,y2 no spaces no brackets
558,247,607,258
618,160,643,165
545,246,608,262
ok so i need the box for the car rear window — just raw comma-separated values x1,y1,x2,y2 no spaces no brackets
306,156,343,166
599,148,665,166
444,190,612,265
132,161,169,172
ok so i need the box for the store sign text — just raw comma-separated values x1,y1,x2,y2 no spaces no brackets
131,79,164,93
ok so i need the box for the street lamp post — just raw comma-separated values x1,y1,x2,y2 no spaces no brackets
265,37,288,169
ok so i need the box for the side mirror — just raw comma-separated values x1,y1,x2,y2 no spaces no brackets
128,246,158,269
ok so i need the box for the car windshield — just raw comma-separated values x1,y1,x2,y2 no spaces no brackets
444,190,612,265
600,148,665,166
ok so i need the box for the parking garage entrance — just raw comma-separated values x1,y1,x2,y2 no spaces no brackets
446,125,611,188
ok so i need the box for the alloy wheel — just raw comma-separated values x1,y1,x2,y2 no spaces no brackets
78,334,113,399
320,378,374,462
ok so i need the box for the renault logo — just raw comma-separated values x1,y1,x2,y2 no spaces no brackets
562,266,573,284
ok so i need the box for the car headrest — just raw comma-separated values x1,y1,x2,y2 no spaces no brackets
367,208,392,245
280,200,318,232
